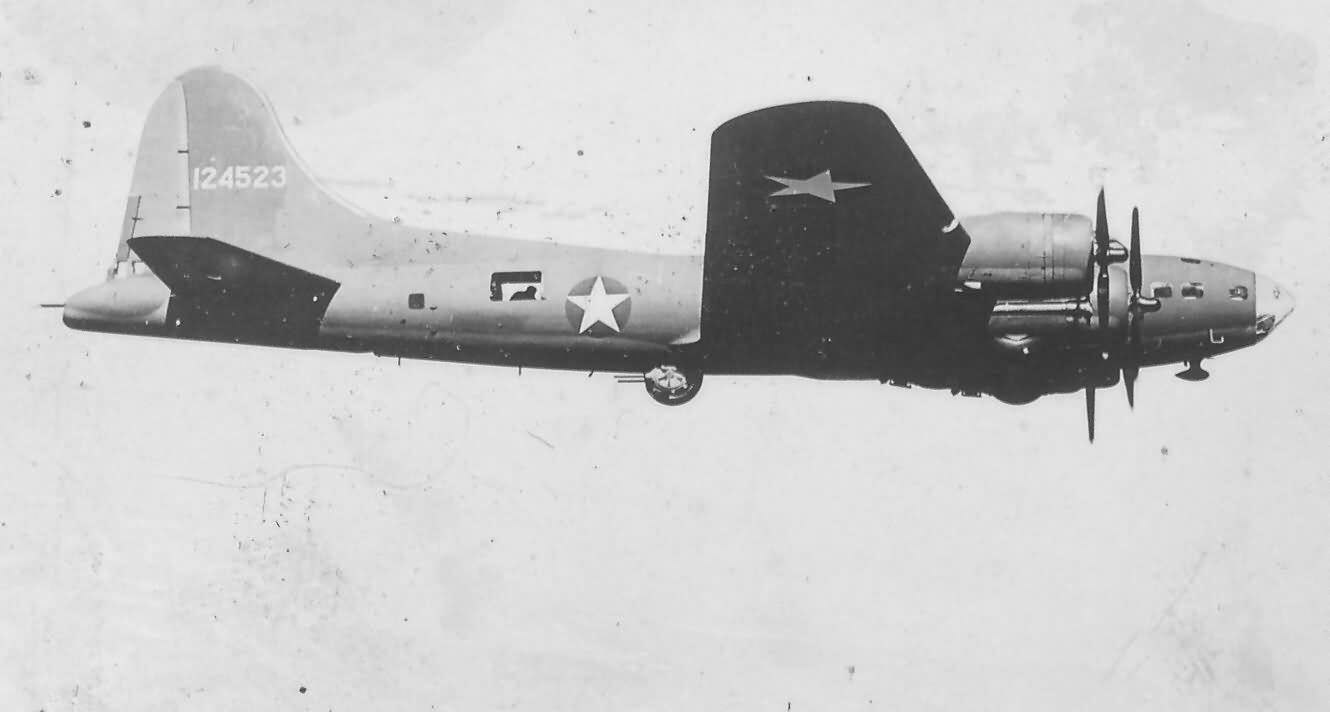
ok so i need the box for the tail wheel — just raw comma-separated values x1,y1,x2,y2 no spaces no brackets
644,365,703,406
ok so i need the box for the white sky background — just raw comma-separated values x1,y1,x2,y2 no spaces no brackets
3,0,1329,709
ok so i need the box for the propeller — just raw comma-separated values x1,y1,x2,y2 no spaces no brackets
1085,189,1124,441
1084,189,1157,441
1094,190,1111,346
1124,208,1142,407
1123,206,1161,409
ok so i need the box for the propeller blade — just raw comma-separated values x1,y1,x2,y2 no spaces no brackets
1123,207,1151,410
1094,189,1111,341
1101,279,1111,338
1130,207,1142,294
1124,365,1138,410
1095,189,1109,263
1098,267,1110,339
1085,386,1096,443
1125,302,1143,407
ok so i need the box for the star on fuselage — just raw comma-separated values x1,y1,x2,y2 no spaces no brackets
766,170,872,203
566,276,630,334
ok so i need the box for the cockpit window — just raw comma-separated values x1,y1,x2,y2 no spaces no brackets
1181,282,1204,299
1229,285,1249,301
1150,282,1173,298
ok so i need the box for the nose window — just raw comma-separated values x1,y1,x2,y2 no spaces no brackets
1228,285,1249,301
1181,282,1204,299
1149,281,1173,298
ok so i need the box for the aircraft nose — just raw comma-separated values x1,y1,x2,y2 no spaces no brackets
1253,273,1294,336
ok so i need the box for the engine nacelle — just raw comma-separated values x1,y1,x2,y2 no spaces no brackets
988,299,1093,336
957,212,1093,300
985,269,1130,352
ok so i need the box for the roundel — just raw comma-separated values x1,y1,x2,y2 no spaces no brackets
565,275,632,337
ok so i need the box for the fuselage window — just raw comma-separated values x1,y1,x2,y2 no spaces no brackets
1150,282,1173,298
1181,282,1204,299
491,271,544,301
408,292,425,310
1229,285,1249,301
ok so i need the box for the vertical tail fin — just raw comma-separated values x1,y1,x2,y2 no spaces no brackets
110,77,189,279
113,66,370,278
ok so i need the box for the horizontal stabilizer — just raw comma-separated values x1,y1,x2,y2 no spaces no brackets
127,235,340,347
128,236,339,298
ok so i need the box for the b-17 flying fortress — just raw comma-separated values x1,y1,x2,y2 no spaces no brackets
61,67,1294,440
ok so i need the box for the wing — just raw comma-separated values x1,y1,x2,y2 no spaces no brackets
699,102,971,376
128,235,340,346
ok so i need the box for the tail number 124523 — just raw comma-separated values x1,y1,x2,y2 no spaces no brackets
192,165,287,190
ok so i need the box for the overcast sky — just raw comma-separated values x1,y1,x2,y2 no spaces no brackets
3,1,1330,709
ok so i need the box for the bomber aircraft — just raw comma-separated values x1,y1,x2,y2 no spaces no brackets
59,67,1294,440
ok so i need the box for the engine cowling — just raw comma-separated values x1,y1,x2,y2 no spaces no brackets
989,265,1128,331
957,212,1093,300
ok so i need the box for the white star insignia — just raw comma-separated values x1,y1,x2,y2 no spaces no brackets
566,276,630,334
766,170,872,203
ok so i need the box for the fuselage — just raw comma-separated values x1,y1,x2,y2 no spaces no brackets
66,232,703,372
63,218,1294,396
